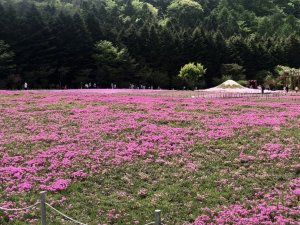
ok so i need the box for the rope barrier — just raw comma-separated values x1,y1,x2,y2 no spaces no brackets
0,202,40,212
45,203,87,225
1,192,161,225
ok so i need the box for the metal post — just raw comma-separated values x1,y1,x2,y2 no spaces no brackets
154,210,161,225
40,191,47,225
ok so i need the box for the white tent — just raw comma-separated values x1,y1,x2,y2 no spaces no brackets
202,80,269,93
215,80,246,89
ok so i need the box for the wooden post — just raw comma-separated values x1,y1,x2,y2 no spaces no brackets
155,210,161,225
40,191,47,225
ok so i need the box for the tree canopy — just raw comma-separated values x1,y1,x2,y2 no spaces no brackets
178,62,206,88
0,0,299,89
0,40,16,88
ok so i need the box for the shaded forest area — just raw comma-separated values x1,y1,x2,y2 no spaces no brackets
0,0,300,89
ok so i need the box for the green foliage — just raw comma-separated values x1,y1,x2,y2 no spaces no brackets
274,65,293,76
167,0,203,26
264,74,276,87
0,40,15,75
221,63,246,81
0,0,299,89
93,40,137,87
256,70,273,84
105,0,118,12
178,62,206,88
132,0,158,16
0,40,16,88
274,65,300,88
94,40,121,62
137,66,170,88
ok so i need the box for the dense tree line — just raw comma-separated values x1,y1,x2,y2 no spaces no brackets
0,0,299,89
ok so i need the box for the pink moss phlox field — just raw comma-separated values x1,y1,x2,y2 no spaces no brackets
193,178,300,225
0,91,300,223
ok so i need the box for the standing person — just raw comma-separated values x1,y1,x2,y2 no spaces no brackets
295,86,299,93
24,82,28,90
261,84,265,94
286,86,289,93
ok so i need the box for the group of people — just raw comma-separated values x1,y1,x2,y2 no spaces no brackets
129,84,157,90
21,82,300,93
283,86,299,93
258,84,299,94
82,82,97,89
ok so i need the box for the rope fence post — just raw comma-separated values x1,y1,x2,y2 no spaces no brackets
154,210,161,225
40,191,47,225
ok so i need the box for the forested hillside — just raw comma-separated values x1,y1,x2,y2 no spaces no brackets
0,0,300,89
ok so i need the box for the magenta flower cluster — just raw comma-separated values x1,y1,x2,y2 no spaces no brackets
194,178,300,225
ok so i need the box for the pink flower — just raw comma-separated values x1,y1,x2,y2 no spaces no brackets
48,179,71,191
293,188,300,196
